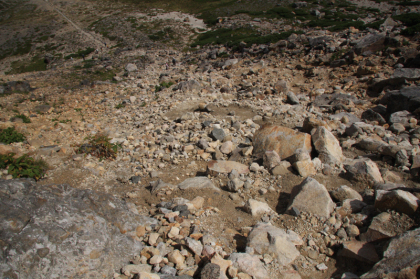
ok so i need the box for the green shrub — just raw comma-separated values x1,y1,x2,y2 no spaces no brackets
393,13,420,36
155,81,174,92
0,153,48,180
115,103,125,109
0,127,26,144
65,47,95,60
78,134,120,160
14,114,31,123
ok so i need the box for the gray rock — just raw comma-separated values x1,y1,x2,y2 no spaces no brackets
286,177,335,218
227,178,244,192
374,189,419,215
312,126,344,165
178,177,220,191
381,86,420,115
211,128,226,141
392,68,420,81
263,150,281,170
274,79,289,93
286,91,299,105
151,179,176,194
389,123,406,134
389,110,415,127
176,80,201,92
201,263,221,279
247,223,302,266
207,160,249,176
229,253,269,279
331,185,363,202
360,212,397,242
125,63,138,72
361,228,420,278
354,33,386,55
339,240,379,264
244,199,275,216
0,179,157,279
343,158,383,186
361,109,386,125
185,237,203,256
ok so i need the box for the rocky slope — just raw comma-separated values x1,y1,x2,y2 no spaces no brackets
1,0,420,278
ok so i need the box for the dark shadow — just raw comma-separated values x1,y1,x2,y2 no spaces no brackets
233,233,247,252
276,191,291,214
330,255,375,279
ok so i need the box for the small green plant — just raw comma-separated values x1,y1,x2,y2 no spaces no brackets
59,119,72,123
0,153,48,180
115,103,125,109
74,108,82,112
155,81,174,92
0,127,26,144
78,134,120,159
14,114,31,123
141,101,146,107
52,118,58,122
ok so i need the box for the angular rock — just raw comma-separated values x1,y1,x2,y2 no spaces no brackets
177,80,201,92
247,223,302,266
244,199,275,216
381,86,420,115
253,124,311,160
211,128,226,141
227,178,244,192
122,264,152,276
229,253,269,279
210,253,232,279
312,126,344,165
207,160,249,176
286,91,299,105
356,137,388,152
389,110,415,127
125,63,138,72
343,158,384,186
201,263,221,279
354,33,386,55
374,189,419,215
361,109,386,125
151,179,176,194
0,179,157,279
263,150,281,170
361,228,420,279
271,161,292,176
286,177,335,218
339,241,379,264
360,212,397,242
293,160,316,177
330,185,363,202
178,177,220,191
392,68,420,81
411,155,420,177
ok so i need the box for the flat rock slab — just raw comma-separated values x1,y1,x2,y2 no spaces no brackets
229,253,269,279
392,68,420,81
339,240,380,264
207,160,249,176
343,158,384,186
375,189,419,215
0,179,157,279
361,228,420,278
178,177,220,191
253,124,311,160
381,86,420,115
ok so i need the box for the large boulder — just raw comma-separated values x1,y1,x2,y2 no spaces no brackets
311,126,344,165
380,86,420,115
228,253,269,279
247,223,302,266
0,179,157,278
361,228,420,279
374,189,419,215
354,33,386,55
286,177,335,218
253,124,311,160
343,158,384,186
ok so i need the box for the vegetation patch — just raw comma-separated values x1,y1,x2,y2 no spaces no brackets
65,47,95,60
6,55,47,74
192,28,303,48
78,134,120,160
13,114,31,123
0,153,48,180
0,127,26,144
393,13,420,36
155,81,174,92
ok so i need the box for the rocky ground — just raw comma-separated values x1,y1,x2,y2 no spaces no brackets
1,0,420,278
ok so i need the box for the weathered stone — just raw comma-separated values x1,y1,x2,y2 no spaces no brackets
220,141,233,154
211,128,226,141
343,158,384,186
286,177,335,218
253,124,311,160
168,250,185,266
356,137,388,152
411,155,420,177
302,117,329,133
263,150,281,170
293,160,316,177
354,33,386,55
201,263,221,279
360,212,396,242
122,264,152,276
381,86,420,115
229,253,269,279
392,68,420,81
339,240,379,264
227,178,244,192
211,253,232,279
312,126,344,165
207,160,249,176
361,228,420,279
178,177,220,191
330,185,363,202
271,161,292,175
177,80,201,92
389,110,415,127
0,179,157,279
286,91,299,105
247,223,302,266
125,63,138,72
374,189,419,215
274,79,288,93
185,237,203,256
361,109,386,125
244,199,275,216
151,179,176,194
